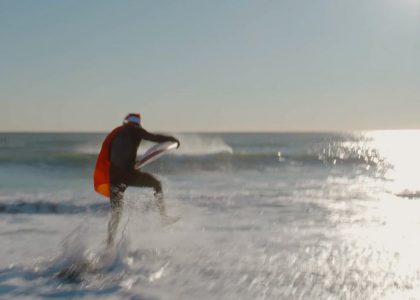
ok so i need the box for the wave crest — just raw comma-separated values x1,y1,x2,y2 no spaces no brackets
170,134,233,155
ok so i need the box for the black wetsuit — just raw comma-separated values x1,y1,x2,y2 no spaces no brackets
108,124,177,208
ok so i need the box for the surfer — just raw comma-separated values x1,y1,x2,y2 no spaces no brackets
93,113,180,247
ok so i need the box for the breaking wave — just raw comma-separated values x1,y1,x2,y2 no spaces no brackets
0,132,395,172
169,134,233,155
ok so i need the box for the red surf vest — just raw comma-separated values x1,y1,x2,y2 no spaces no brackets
93,125,127,197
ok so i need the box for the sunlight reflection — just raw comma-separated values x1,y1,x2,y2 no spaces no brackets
365,130,420,195
334,130,420,299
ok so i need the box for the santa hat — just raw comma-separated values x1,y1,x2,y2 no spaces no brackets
123,113,141,125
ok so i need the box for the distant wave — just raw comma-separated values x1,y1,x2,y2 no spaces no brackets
0,152,97,167
0,134,233,168
0,150,387,171
232,151,385,167
75,134,234,156
395,191,420,199
0,201,108,214
73,144,101,155
171,134,233,155
0,135,391,171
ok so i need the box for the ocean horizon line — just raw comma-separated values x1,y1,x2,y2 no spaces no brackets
1,128,420,135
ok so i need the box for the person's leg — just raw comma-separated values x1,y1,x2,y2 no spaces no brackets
107,183,127,247
126,171,167,217
127,170,162,193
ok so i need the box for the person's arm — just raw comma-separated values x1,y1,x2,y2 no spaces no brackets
138,127,180,147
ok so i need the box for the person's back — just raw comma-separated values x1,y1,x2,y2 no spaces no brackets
109,125,140,183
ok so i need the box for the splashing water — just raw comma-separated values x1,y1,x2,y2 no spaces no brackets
164,134,233,155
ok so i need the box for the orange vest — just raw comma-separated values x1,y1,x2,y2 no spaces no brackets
93,125,127,197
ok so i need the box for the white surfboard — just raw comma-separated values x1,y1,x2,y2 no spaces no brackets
135,141,178,169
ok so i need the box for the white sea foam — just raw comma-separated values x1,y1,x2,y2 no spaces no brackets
169,134,233,155
74,143,101,155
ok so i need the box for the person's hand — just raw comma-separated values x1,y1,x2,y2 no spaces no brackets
172,138,180,148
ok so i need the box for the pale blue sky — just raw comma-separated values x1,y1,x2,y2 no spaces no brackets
1,0,419,132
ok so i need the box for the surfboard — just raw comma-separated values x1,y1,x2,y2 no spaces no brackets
135,141,178,169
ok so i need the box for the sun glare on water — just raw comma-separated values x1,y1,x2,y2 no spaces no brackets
352,130,420,299
366,130,420,196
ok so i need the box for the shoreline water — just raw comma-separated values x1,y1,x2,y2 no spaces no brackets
1,131,420,299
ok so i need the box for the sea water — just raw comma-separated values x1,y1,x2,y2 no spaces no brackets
1,131,420,299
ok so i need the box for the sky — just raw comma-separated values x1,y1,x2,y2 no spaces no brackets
1,0,419,132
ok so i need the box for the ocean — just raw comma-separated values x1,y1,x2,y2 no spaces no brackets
1,131,420,299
